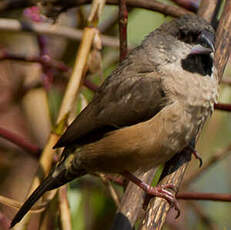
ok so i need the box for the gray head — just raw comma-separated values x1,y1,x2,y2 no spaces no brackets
141,15,215,77
158,14,214,46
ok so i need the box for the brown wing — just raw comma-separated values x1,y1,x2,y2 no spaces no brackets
54,70,166,148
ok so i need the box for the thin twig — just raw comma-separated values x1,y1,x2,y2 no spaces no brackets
171,0,199,12
0,0,192,18
0,195,46,213
0,18,119,47
0,49,100,92
99,173,121,207
214,103,231,112
0,127,41,155
177,192,231,202
104,175,126,187
119,0,128,62
221,76,231,86
42,0,192,18
198,0,220,24
58,187,72,230
0,50,70,72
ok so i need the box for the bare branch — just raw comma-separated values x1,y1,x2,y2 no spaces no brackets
40,0,192,18
119,0,128,62
99,173,121,207
214,103,231,112
0,127,41,155
198,0,220,23
0,18,119,47
215,0,231,81
171,0,199,12
177,192,231,202
58,187,72,230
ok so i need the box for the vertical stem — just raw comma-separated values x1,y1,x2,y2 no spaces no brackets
215,0,231,81
119,0,128,62
59,187,72,230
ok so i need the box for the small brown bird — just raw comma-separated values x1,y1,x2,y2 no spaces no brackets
11,14,218,227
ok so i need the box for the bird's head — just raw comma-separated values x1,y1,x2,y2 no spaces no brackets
175,15,215,77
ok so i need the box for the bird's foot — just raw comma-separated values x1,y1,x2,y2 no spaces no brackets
122,171,180,218
143,184,180,218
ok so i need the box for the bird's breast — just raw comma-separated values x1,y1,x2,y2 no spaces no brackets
78,98,213,173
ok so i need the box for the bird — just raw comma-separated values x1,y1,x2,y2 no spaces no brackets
11,14,218,227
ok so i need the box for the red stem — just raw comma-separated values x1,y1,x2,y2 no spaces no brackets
0,50,98,92
0,51,69,72
177,192,231,202
0,211,10,230
0,127,41,155
214,103,231,112
171,0,199,12
84,79,98,91
119,0,128,62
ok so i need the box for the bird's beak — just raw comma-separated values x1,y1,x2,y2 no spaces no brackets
190,44,213,55
190,30,215,55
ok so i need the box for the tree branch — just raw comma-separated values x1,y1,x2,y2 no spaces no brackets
214,103,231,112
119,0,128,62
47,0,193,18
171,0,199,12
177,192,231,202
0,127,41,155
214,0,231,81
0,18,119,47
139,1,231,229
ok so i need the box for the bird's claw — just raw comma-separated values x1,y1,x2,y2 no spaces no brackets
144,183,180,219
192,150,203,168
187,145,203,168
123,171,180,217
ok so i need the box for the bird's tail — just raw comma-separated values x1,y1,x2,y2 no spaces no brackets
10,156,86,228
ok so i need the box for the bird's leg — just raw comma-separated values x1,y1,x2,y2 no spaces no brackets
122,171,180,218
187,139,203,167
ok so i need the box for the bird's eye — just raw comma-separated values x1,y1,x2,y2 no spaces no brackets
177,30,199,44
178,29,215,53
